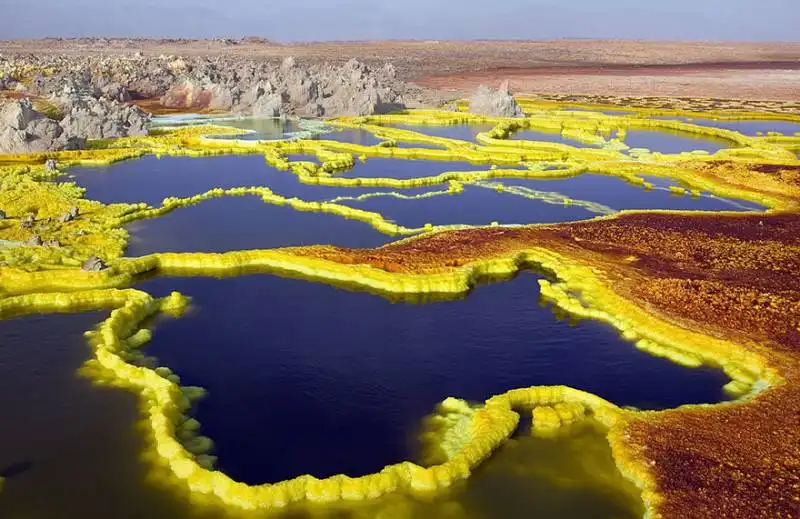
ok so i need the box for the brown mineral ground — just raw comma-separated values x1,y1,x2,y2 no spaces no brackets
4,38,800,101
131,97,226,116
291,210,800,519
414,61,800,102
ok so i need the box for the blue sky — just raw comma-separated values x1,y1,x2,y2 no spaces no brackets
2,0,797,41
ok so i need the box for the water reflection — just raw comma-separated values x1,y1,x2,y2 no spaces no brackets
511,129,596,147
125,196,390,255
651,116,800,137
382,123,496,143
624,129,729,154
0,312,194,519
136,272,727,485
454,420,643,519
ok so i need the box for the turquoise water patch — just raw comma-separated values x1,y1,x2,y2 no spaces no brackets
511,129,598,147
314,128,383,146
381,123,497,143
652,116,800,137
624,129,730,154
340,157,493,179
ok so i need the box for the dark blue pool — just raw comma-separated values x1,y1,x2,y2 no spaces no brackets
137,272,730,484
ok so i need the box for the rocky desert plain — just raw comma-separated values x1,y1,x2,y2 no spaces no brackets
1,39,798,153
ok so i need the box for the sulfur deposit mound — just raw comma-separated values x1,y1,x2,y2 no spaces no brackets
469,81,524,117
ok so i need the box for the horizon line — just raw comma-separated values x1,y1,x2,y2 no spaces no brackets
2,36,799,45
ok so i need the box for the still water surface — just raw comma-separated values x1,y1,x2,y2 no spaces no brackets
0,120,753,518
68,148,761,257
137,272,729,485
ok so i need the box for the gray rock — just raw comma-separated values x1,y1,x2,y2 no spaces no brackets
284,68,319,106
25,117,65,146
0,74,18,90
20,214,35,229
25,235,42,246
33,72,99,100
62,135,87,150
0,127,32,154
127,72,174,99
44,158,58,171
248,92,286,117
208,86,236,111
160,77,233,110
0,98,65,154
318,59,405,117
57,95,149,140
43,239,60,247
0,94,144,153
302,102,325,118
1,98,42,129
3,53,423,136
238,80,274,108
468,81,524,117
60,206,79,222
96,80,132,102
169,57,411,118
81,255,108,272
281,56,296,71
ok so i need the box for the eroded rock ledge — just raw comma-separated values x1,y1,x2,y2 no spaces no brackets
0,53,457,153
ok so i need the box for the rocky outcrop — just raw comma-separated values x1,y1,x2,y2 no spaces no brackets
238,80,283,117
314,59,403,117
468,81,524,117
20,213,35,229
81,255,108,272
0,99,73,154
95,79,132,102
249,94,286,118
161,77,236,111
0,95,148,154
0,74,17,91
159,57,408,117
59,206,79,222
0,52,434,154
57,94,149,140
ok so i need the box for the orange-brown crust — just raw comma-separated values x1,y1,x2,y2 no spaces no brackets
291,212,800,518
130,97,227,115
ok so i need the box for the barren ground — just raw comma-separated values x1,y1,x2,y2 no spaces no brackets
3,38,799,101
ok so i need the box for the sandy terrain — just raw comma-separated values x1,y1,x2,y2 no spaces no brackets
2,38,799,101
415,63,800,101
